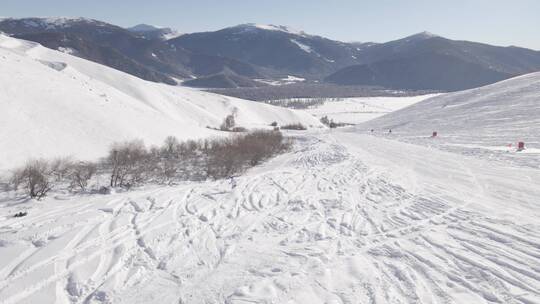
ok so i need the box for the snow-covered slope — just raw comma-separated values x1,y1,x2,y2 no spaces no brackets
358,73,540,167
1,131,539,303
0,35,321,170
306,94,439,125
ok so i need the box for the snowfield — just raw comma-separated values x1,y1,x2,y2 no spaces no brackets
1,34,539,304
0,131,539,303
358,72,540,168
0,35,321,171
305,94,439,125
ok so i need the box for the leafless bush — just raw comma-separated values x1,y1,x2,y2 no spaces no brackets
319,115,350,128
49,157,74,182
281,123,307,130
5,131,294,196
10,159,54,200
69,162,97,192
220,114,236,131
320,116,331,126
106,140,149,188
231,127,247,132
202,130,291,179
162,136,180,157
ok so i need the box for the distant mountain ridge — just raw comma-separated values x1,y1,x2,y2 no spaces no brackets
2,17,540,91
170,23,364,79
0,17,260,84
326,33,540,90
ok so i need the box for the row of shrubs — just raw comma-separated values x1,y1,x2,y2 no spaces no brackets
7,130,293,200
319,116,350,128
279,123,308,130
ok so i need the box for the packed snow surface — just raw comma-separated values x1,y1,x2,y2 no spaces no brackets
306,94,439,124
0,35,320,171
1,130,539,303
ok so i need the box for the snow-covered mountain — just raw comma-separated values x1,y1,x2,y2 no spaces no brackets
170,23,364,79
0,35,321,170
326,33,540,91
3,18,540,91
127,23,182,40
0,17,261,85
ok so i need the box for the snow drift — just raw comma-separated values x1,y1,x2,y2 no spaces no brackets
0,35,321,170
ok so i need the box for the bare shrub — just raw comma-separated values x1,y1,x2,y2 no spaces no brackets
202,130,291,179
319,116,349,128
11,159,54,200
220,114,236,131
231,127,247,132
281,123,307,130
320,116,331,126
107,140,149,188
162,136,180,157
69,162,97,192
220,108,239,131
49,157,74,182
5,131,294,196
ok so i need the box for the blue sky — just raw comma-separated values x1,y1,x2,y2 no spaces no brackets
3,0,539,49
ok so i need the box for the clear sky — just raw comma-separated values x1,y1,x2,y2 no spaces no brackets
3,0,539,50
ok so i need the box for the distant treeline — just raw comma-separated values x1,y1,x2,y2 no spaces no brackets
209,83,438,102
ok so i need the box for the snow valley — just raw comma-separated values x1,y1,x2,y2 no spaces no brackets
0,14,540,304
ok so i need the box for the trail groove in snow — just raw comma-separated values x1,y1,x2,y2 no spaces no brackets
0,131,539,303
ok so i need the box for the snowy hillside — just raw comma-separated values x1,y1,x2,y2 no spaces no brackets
358,73,540,167
0,35,321,171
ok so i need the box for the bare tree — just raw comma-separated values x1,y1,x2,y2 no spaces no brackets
11,159,54,200
163,136,180,157
107,140,148,188
49,157,74,181
69,162,97,192
220,114,236,131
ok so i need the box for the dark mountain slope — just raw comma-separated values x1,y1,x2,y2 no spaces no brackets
326,52,510,91
326,33,540,91
0,18,261,83
170,24,363,78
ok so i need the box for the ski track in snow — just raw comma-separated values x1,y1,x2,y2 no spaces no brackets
0,131,539,304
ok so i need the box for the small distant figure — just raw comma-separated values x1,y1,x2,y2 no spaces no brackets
388,129,392,134
370,129,374,133
517,142,525,151
229,176,237,189
432,131,438,137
